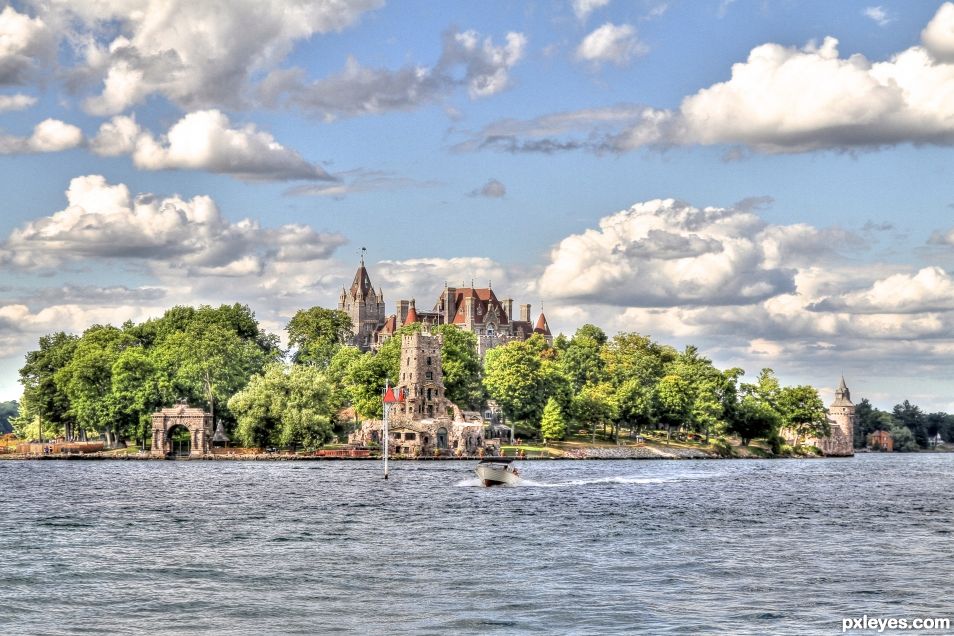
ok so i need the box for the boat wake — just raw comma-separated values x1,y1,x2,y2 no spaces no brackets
456,474,711,488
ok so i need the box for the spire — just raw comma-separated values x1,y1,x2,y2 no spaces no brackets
212,420,230,444
832,376,852,406
383,383,398,404
350,255,373,299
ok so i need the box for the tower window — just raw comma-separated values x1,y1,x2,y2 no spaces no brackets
426,357,431,365
426,371,433,380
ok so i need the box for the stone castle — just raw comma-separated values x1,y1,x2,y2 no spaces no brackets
338,256,551,356
784,376,855,457
348,330,495,456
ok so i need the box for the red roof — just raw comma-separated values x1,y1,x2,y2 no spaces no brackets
383,386,398,403
404,301,419,325
534,312,551,336
380,314,398,334
447,287,509,325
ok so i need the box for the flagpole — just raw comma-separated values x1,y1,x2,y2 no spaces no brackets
383,398,389,480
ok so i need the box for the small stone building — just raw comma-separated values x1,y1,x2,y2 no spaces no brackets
150,404,212,457
349,330,497,456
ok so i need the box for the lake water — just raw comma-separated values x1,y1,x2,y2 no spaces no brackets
1,454,952,635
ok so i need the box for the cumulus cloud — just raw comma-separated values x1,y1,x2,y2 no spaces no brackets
539,199,803,307
459,4,954,155
60,0,383,115
0,175,346,272
576,23,647,67
468,178,506,198
0,93,36,111
0,119,83,154
572,0,611,21
810,267,954,314
91,110,331,181
922,2,954,62
0,6,55,85
263,28,526,118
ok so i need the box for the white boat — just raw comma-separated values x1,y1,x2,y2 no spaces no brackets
476,458,521,487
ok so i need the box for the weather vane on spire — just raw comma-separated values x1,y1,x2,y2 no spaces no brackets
359,246,367,265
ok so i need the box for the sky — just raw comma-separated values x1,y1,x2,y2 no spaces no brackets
1,0,954,410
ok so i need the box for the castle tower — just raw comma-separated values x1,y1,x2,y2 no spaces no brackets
338,255,386,351
394,330,449,420
822,376,855,457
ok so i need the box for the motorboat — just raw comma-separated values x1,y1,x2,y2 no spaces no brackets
475,458,520,486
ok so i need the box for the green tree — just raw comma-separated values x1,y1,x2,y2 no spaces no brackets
572,382,618,442
540,397,567,443
654,374,692,437
229,363,336,450
18,332,78,440
55,325,136,447
560,325,606,392
483,339,546,426
892,400,928,448
432,324,483,409
728,395,781,446
777,385,829,447
286,307,353,368
0,400,17,434
889,423,919,452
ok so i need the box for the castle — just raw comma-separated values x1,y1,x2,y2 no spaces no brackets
348,330,495,456
338,256,552,356
784,376,855,457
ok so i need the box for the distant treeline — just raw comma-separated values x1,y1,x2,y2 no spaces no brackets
854,400,954,451
12,303,951,452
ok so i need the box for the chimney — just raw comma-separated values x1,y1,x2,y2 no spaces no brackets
464,296,474,328
504,298,513,320
397,299,410,325
445,287,456,324
519,303,531,323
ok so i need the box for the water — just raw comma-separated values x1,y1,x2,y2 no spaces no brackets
1,454,952,635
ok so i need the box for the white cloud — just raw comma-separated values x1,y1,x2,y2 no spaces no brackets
462,5,954,155
810,267,954,314
0,6,54,85
265,28,526,117
922,2,954,62
539,199,801,307
1,175,346,271
576,23,646,67
0,93,36,111
572,0,611,21
91,110,332,181
0,119,83,154
60,0,383,115
863,6,892,27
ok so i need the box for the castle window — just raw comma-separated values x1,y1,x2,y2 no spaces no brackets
426,357,431,366
426,371,433,380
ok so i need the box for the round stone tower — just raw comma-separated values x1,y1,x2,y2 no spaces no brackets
822,376,855,456
394,330,448,420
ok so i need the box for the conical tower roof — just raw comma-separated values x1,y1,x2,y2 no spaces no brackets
349,256,374,299
534,311,551,336
212,420,230,443
404,299,419,325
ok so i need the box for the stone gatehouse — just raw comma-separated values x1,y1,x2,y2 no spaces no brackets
150,404,212,457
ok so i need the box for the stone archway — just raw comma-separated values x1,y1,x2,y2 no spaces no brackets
151,404,212,457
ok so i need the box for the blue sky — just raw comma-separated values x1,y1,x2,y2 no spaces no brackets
2,0,954,410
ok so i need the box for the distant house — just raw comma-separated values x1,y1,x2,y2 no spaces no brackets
867,430,894,452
